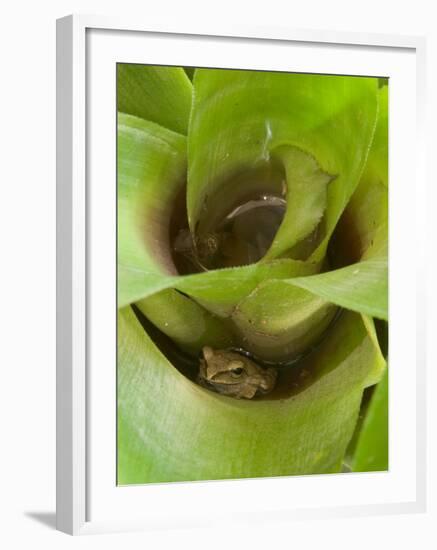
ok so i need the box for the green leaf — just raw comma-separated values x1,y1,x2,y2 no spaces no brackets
174,258,318,318
352,367,388,472
117,64,192,134
117,112,319,318
312,86,389,326
117,113,186,307
187,69,379,263
136,289,234,354
330,86,388,264
232,280,336,362
263,146,332,260
118,306,386,484
361,314,387,387
363,86,388,188
286,258,388,321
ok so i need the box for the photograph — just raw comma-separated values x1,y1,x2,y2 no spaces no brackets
1,0,432,543
116,64,388,485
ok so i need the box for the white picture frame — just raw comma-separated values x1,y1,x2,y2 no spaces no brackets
56,14,427,535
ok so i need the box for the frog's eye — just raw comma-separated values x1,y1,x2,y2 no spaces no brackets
231,368,243,378
229,361,245,378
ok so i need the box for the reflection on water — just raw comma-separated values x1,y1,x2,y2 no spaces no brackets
173,194,286,272
170,160,288,274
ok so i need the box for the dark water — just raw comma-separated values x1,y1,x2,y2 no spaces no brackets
170,160,288,274
172,194,286,272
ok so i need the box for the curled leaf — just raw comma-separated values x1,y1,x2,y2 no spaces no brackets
118,307,385,483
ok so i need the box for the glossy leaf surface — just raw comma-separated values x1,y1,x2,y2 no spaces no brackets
118,307,385,483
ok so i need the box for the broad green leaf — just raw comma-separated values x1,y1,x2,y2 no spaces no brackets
307,86,388,325
232,280,336,362
136,289,234,354
174,258,318,318
118,306,386,484
353,86,388,261
363,86,388,188
352,367,388,472
117,113,186,307
263,146,332,260
286,258,388,321
117,112,319,317
361,314,387,386
188,70,378,263
117,64,192,134
330,85,388,264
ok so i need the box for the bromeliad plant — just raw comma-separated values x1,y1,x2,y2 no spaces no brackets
117,64,388,484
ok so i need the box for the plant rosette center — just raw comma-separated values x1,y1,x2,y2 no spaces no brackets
117,64,388,484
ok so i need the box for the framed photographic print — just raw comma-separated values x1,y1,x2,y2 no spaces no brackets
56,14,427,535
